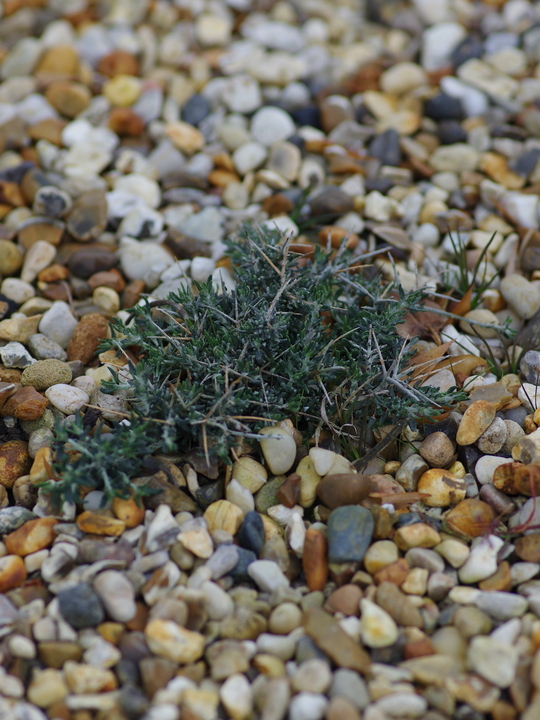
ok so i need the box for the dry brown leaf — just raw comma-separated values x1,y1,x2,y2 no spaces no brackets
449,285,474,317
405,340,453,381
396,299,449,342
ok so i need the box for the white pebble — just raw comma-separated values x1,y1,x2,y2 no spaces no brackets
45,384,89,414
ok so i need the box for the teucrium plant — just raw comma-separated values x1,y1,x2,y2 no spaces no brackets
43,223,461,505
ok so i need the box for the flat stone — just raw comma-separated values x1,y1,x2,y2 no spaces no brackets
303,608,370,674
359,597,399,648
93,570,136,622
456,401,496,446
375,582,423,628
327,506,374,564
145,618,205,664
468,636,519,688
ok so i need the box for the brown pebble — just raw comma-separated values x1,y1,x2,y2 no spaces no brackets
28,118,67,146
1,385,50,421
493,461,540,496
76,511,126,536
0,554,27,593
88,269,126,293
5,517,58,557
375,581,423,628
479,484,515,516
490,700,517,720
324,584,363,616
108,107,145,136
419,432,456,467
277,473,301,508
37,264,70,283
326,696,361,720
35,45,80,78
456,400,496,446
67,246,117,279
403,637,435,659
122,279,146,308
478,561,512,591
38,642,82,669
45,81,91,118
98,50,140,77
515,534,540,562
0,439,32,489
66,190,108,242
0,367,22,383
47,703,70,720
140,656,177,698
303,608,371,674
443,499,496,539
67,313,110,364
373,558,409,587
316,474,374,509
303,528,328,591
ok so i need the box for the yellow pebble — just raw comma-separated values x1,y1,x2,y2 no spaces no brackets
447,461,466,478
103,75,142,107
384,461,401,476
92,287,120,314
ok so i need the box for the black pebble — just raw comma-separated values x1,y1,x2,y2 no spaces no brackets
438,120,467,145
57,582,105,629
424,94,463,121
237,511,265,555
182,93,211,126
369,128,401,166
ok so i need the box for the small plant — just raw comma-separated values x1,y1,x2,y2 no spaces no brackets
444,230,500,309
44,223,463,505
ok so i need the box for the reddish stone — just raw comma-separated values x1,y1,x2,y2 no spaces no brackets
67,313,110,364
1,386,49,421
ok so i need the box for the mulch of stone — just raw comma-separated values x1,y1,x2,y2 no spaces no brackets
3,0,540,719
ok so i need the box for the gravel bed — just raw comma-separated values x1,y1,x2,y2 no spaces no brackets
3,1,540,719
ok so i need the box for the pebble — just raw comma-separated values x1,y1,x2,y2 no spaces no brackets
251,107,296,146
456,401,496,446
458,535,505,584
327,506,374,563
57,583,105,629
145,618,205,664
303,608,370,674
93,570,136,622
38,302,78,349
474,590,528,621
417,468,466,507
467,636,519,688
44,384,89,414
258,426,297,475
247,559,290,593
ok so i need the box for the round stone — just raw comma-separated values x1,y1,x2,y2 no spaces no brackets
250,107,296,147
419,432,456,467
57,582,105,628
417,468,466,507
0,240,24,275
21,360,72,391
45,384,89,414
